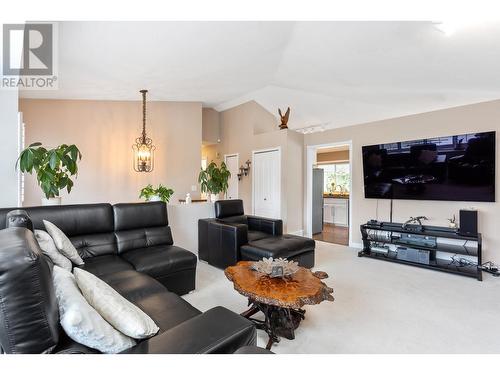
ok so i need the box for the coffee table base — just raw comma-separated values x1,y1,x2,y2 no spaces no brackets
241,299,306,350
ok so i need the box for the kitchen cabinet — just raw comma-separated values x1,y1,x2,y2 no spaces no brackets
323,197,349,226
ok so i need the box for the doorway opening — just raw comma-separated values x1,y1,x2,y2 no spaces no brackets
306,141,352,246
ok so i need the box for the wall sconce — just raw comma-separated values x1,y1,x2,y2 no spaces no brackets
237,160,251,181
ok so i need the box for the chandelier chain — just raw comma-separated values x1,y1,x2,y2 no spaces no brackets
141,89,147,143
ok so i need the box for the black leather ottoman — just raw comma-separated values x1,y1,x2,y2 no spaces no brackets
240,234,315,268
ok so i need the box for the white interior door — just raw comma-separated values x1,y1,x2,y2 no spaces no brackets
253,149,281,219
224,154,239,200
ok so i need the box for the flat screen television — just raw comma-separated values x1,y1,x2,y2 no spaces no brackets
362,131,496,202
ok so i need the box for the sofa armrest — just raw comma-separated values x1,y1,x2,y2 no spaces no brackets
122,306,256,354
247,216,283,236
207,221,248,269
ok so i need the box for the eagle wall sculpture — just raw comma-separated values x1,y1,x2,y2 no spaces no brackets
278,107,290,130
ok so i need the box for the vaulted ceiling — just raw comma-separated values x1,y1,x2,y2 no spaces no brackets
21,21,500,131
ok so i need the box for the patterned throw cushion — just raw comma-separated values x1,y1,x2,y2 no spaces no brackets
43,220,84,266
74,268,159,339
52,266,136,353
34,229,72,271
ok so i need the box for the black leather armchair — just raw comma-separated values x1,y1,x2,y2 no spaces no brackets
199,200,315,269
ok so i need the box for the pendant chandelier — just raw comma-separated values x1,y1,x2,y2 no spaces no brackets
133,89,155,172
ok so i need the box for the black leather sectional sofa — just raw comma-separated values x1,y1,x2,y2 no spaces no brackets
198,200,315,269
0,202,256,354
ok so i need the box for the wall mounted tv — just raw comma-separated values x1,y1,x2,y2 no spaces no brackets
362,131,496,202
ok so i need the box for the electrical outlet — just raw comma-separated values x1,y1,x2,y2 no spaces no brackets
191,185,197,192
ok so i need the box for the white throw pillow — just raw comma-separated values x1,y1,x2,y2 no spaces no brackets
34,230,72,272
74,268,159,339
43,220,84,266
52,266,136,353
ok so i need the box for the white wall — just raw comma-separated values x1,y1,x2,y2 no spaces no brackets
0,90,20,207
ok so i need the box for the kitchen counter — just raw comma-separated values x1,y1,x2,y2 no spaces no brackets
167,202,214,254
323,196,349,226
323,194,349,199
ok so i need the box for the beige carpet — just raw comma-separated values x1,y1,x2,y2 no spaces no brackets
183,241,500,353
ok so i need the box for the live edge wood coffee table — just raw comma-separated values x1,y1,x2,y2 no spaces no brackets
225,261,334,349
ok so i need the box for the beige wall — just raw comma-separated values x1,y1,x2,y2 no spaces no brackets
285,129,305,233
202,108,220,144
305,99,500,262
20,99,202,206
218,101,282,214
317,150,349,163
216,101,304,233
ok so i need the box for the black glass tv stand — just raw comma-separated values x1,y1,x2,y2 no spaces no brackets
359,221,482,281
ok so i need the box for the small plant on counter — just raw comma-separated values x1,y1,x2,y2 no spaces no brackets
17,142,82,203
448,214,457,229
139,184,174,203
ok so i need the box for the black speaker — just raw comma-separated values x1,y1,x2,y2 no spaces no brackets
459,209,478,236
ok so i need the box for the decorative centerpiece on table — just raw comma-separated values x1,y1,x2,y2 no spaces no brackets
251,257,299,278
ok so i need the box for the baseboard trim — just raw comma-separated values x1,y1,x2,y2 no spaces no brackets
288,229,304,236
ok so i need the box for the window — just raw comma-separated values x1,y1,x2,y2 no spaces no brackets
322,163,350,193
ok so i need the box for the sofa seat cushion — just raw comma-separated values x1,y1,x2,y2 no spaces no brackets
80,255,134,278
121,245,197,279
247,230,271,242
97,270,167,300
129,288,201,333
97,270,201,332
241,234,315,261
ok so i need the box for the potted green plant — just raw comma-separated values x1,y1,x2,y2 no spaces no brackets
17,142,82,205
198,161,231,202
139,184,174,203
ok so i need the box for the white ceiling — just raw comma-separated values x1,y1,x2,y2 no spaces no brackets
21,21,500,131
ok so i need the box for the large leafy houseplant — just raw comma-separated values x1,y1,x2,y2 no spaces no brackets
198,161,231,200
139,184,174,203
17,142,82,202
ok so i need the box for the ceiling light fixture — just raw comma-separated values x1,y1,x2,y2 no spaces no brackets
133,89,155,172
